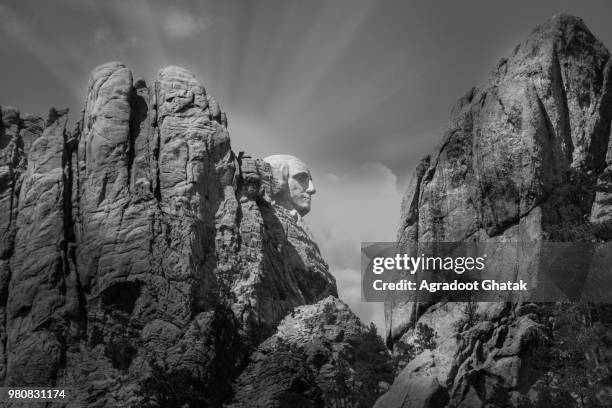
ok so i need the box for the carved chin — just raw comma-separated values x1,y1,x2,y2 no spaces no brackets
293,201,311,216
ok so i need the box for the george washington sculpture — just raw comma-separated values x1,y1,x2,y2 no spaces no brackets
263,155,316,217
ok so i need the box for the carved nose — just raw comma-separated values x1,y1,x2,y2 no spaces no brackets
306,180,316,195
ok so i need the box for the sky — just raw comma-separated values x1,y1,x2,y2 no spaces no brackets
2,0,612,332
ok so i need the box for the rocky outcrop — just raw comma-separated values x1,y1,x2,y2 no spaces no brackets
381,14,612,407
228,296,393,408
0,63,390,406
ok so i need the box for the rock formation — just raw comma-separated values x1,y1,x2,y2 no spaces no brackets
379,14,612,407
228,296,393,407
0,62,391,406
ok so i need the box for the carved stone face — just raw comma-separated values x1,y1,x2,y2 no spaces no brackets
264,155,316,217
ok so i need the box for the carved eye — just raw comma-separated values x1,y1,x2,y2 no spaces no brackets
293,172,310,184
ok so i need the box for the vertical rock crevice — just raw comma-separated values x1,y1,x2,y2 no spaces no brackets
381,14,612,408
0,61,391,407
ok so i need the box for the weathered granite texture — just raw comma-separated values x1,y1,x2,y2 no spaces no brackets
380,14,612,408
0,62,391,407
228,296,393,408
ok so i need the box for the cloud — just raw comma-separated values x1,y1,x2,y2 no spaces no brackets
310,162,402,247
307,162,404,334
90,27,141,53
0,4,31,37
162,9,214,40
91,27,112,48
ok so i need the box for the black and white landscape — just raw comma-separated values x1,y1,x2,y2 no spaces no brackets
2,1,612,407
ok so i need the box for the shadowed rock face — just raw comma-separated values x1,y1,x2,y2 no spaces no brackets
228,296,394,408
0,63,391,406
381,14,612,408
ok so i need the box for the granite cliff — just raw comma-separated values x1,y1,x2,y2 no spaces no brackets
0,63,392,406
378,14,612,408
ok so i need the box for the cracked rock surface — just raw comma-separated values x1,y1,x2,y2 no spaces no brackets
0,63,391,407
380,14,612,408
